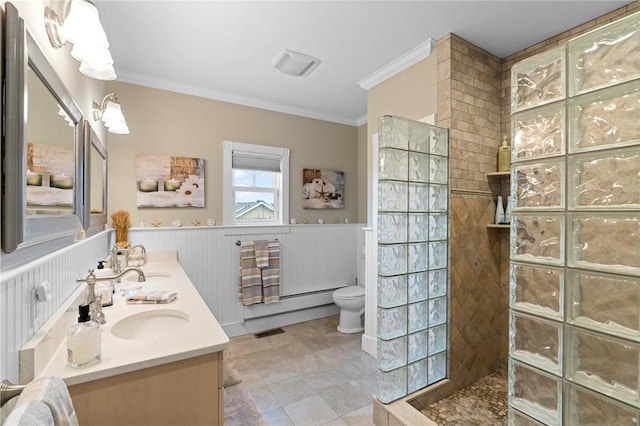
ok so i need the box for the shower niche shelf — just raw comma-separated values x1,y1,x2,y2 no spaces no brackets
487,171,511,229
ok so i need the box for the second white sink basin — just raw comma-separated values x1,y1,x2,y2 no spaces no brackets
111,309,189,340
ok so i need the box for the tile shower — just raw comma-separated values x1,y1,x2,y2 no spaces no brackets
509,11,640,425
376,116,449,403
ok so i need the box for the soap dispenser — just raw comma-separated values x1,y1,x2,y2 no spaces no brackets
94,260,113,307
67,303,101,368
498,136,511,172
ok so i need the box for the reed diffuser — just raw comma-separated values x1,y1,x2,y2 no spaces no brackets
110,210,131,248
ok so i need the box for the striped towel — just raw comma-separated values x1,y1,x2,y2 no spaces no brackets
255,240,270,268
238,241,263,305
262,241,280,304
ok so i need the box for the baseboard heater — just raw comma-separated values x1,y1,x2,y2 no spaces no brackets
243,287,341,320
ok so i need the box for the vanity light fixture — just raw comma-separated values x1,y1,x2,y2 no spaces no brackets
44,0,117,80
93,93,130,134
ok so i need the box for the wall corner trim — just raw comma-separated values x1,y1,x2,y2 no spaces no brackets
358,38,435,91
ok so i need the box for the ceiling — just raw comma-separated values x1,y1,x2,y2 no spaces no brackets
96,1,632,126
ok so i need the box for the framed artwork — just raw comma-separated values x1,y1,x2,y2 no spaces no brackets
136,154,205,208
302,168,344,209
26,142,75,208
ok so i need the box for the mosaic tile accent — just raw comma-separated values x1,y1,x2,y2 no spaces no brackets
421,370,507,425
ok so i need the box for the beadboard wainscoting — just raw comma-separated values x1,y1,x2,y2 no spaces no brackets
125,224,364,336
0,232,111,383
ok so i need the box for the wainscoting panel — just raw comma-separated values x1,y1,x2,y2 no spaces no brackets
127,224,361,331
0,232,110,383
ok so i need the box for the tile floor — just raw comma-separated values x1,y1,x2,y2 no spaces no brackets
223,316,377,426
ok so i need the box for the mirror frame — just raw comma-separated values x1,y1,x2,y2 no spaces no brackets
83,121,108,236
2,3,84,254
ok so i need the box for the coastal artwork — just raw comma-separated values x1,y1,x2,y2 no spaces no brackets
26,142,75,208
302,169,344,209
136,154,205,208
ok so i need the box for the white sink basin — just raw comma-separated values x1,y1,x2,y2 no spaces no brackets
126,271,171,282
111,309,189,340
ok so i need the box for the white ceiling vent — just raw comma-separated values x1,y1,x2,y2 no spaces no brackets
273,49,321,77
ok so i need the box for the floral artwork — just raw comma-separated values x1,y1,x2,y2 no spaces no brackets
302,169,344,209
136,154,205,208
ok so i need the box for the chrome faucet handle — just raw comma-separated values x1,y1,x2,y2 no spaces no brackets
76,269,98,310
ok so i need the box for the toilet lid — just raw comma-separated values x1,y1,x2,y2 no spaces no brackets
334,286,365,299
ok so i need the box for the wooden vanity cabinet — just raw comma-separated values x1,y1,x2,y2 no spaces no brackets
68,351,223,425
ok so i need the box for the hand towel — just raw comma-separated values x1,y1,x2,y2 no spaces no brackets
238,241,263,305
254,240,270,268
126,290,177,304
3,400,54,426
13,377,78,426
262,240,280,304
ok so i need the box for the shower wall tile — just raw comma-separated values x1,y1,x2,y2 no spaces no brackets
408,272,428,303
378,275,407,309
508,409,547,426
379,148,408,181
377,367,407,404
378,336,407,372
408,360,428,394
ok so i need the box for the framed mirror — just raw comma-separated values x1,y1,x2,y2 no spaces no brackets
83,121,108,236
2,3,84,253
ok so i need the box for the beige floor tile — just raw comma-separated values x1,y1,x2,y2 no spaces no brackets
263,407,295,426
340,404,375,426
250,385,281,413
302,368,350,393
284,395,339,426
319,383,373,417
268,376,317,406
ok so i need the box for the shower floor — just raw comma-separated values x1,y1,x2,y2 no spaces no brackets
420,370,508,425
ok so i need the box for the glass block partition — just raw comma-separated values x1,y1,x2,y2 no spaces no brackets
376,116,449,404
509,11,640,425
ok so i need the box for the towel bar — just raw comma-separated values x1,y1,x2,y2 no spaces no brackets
1,380,26,407
235,238,278,246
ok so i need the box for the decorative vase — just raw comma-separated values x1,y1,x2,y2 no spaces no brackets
495,195,505,224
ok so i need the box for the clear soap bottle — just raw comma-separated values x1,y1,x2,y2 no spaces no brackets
67,303,101,368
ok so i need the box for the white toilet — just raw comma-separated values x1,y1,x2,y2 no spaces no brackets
332,285,365,333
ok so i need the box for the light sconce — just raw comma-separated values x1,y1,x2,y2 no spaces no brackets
93,93,129,134
44,0,117,80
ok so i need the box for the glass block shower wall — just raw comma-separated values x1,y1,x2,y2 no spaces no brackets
376,116,449,404
508,12,640,425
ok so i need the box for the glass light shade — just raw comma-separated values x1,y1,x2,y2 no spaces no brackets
107,122,130,134
101,102,129,134
71,42,113,65
79,62,116,81
62,0,104,44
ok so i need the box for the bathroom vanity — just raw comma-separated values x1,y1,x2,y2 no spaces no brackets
19,252,229,425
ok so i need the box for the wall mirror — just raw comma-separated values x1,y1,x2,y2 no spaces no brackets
2,3,84,253
83,122,108,236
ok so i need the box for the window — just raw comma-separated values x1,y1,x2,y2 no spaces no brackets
223,141,289,226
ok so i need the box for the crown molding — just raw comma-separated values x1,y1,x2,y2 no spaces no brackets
358,38,435,91
114,70,360,127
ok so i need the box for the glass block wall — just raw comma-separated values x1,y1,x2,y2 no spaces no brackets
508,12,640,425
376,116,449,403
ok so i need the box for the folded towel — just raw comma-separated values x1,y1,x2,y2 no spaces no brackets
262,241,280,304
239,242,263,305
126,290,177,304
12,377,78,426
3,400,54,426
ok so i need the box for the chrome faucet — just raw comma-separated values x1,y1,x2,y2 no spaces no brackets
77,267,146,322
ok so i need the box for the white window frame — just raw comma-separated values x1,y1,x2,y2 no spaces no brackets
223,141,289,226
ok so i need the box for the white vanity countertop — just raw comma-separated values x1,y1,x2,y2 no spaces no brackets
21,252,229,387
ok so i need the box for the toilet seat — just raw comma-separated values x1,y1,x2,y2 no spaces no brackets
334,286,365,299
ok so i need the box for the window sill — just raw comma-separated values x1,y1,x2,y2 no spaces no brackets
222,225,292,236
